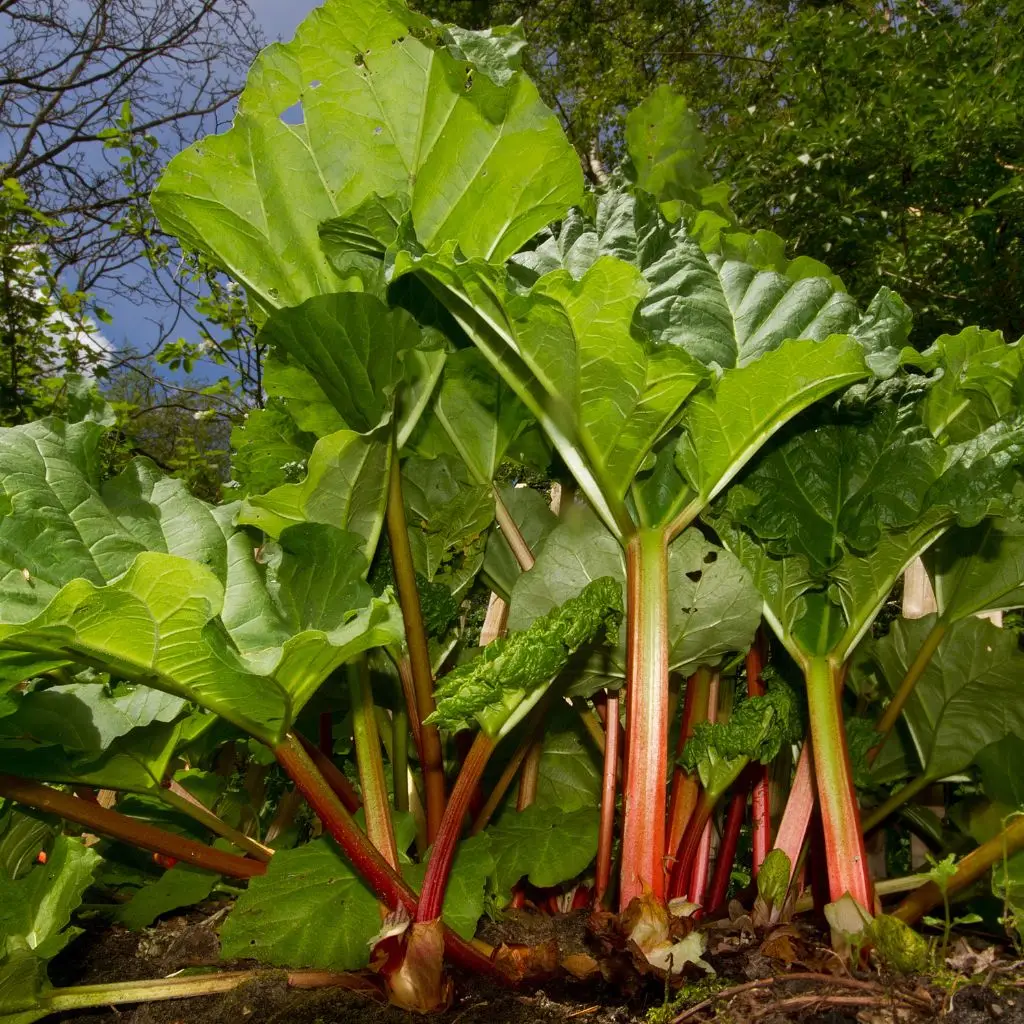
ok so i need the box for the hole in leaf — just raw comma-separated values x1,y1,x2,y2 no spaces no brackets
703,551,718,564
354,52,365,66
278,100,303,125
308,79,322,89
685,570,702,583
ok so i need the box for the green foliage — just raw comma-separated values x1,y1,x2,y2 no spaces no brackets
428,576,623,736
870,914,931,975
681,680,801,798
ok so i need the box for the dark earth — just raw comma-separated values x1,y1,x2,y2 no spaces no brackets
48,902,1024,1024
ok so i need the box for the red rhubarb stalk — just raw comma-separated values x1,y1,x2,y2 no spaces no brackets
707,779,750,915
298,732,361,813
274,733,503,980
417,732,496,923
0,774,265,879
620,527,671,909
666,667,714,878
668,790,713,899
595,689,620,905
772,740,815,874
746,633,772,874
804,656,873,909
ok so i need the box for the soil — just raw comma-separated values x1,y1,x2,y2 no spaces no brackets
47,902,1024,1024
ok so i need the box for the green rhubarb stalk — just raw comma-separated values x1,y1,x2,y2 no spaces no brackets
804,657,873,909
894,814,1024,926
348,656,400,869
0,774,265,879
386,447,446,843
861,774,934,834
34,970,370,1017
620,527,671,909
870,619,947,762
393,695,410,814
159,781,274,863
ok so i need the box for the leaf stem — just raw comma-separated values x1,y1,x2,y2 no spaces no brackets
42,970,373,1014
860,774,933,834
159,782,274,863
620,527,671,909
273,732,503,979
666,667,714,879
804,657,873,909
348,658,399,869
386,449,446,842
493,486,535,571
417,731,496,923
296,732,361,813
772,741,815,888
707,777,751,915
746,632,773,874
870,620,947,763
893,813,1024,925
393,697,410,815
595,690,620,906
0,774,265,879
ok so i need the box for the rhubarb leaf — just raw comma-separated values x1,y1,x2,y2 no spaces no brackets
487,804,599,894
0,683,186,756
926,518,1024,623
409,349,535,486
0,836,98,960
116,863,219,931
976,735,1024,809
397,250,706,538
152,0,583,311
220,838,381,971
0,722,184,794
229,401,317,497
237,425,391,560
534,703,603,813
427,576,623,736
872,615,1024,781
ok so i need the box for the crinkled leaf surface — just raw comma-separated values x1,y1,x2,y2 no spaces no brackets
872,615,1024,781
229,401,317,497
508,508,760,688
510,188,866,370
152,0,583,311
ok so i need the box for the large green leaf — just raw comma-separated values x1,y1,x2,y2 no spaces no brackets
255,293,421,433
0,836,98,960
236,425,391,560
0,682,186,756
487,804,598,894
399,250,707,538
116,863,219,931
871,615,1024,782
409,348,534,485
151,0,583,312
508,508,761,686
510,188,868,369
926,517,1024,622
220,838,381,971
0,722,184,795
674,335,873,515
906,327,1024,443
229,401,317,497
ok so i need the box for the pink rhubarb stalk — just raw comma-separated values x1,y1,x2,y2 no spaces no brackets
595,690,620,905
746,634,772,874
804,657,873,910
620,528,671,909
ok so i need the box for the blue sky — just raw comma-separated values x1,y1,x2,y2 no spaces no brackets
97,0,323,375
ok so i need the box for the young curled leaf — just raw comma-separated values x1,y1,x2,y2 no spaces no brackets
681,679,801,799
427,577,623,737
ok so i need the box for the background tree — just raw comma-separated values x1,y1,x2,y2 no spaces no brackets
416,0,1024,344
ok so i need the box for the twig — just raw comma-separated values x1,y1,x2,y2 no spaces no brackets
751,995,895,1018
